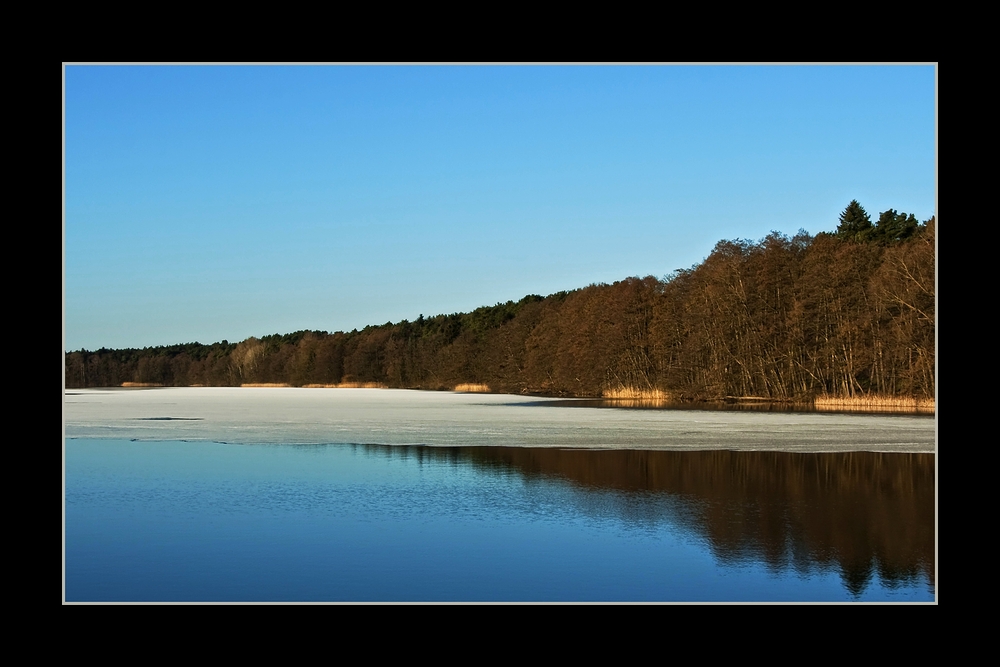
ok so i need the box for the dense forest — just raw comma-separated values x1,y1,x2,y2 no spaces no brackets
65,201,935,401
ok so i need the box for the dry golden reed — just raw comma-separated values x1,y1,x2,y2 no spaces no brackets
240,383,291,387
454,383,491,393
121,382,163,387
813,394,935,413
601,387,674,401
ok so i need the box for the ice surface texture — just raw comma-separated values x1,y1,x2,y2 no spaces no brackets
64,387,935,452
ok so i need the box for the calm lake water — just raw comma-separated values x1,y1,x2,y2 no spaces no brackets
64,388,936,602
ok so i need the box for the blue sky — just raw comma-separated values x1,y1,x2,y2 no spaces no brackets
64,65,936,351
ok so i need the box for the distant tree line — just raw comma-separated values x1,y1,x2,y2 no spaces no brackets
65,202,935,400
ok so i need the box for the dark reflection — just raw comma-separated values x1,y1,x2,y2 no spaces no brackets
360,445,935,597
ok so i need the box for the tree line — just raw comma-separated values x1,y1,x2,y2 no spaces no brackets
66,202,935,400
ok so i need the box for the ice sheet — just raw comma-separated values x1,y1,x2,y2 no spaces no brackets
63,387,936,453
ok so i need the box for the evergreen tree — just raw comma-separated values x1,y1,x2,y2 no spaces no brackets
873,209,919,244
836,200,873,241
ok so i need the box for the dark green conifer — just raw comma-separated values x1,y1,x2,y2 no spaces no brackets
836,200,873,241
873,209,919,244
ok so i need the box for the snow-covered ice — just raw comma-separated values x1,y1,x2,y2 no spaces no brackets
64,387,935,452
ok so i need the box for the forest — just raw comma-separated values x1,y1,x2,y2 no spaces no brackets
65,201,935,402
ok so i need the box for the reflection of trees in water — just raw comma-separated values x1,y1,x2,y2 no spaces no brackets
361,445,934,596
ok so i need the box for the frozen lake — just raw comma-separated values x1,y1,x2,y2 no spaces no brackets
63,388,936,602
64,387,935,452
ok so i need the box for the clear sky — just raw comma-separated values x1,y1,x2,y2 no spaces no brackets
64,64,936,351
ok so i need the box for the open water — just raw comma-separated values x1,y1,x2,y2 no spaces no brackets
64,388,936,602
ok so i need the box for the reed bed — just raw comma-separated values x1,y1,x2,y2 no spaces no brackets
813,394,935,413
454,383,491,393
121,382,163,387
602,387,674,401
241,383,291,388
601,387,935,414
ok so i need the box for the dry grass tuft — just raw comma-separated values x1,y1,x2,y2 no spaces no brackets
454,383,491,393
121,382,163,387
241,383,291,387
